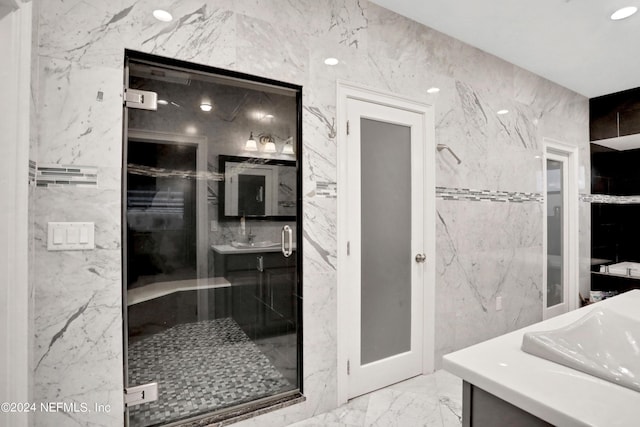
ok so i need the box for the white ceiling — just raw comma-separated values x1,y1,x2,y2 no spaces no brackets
370,0,640,98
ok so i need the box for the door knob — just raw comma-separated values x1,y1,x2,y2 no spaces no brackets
415,253,426,263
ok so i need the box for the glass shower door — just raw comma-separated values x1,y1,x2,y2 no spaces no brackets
123,54,301,426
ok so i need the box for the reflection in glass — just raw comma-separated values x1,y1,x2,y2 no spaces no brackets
547,159,564,307
221,156,296,219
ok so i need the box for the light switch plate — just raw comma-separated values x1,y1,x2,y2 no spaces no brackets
47,222,95,251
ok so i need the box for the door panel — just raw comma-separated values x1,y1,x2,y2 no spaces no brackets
545,152,570,318
123,56,301,426
346,98,425,398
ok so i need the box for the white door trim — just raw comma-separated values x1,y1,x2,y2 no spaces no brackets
126,129,210,319
543,138,579,319
127,129,209,279
0,3,32,426
336,81,435,404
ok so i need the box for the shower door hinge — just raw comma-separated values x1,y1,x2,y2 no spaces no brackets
346,120,350,135
124,88,158,110
347,241,350,255
124,382,158,407
347,359,350,375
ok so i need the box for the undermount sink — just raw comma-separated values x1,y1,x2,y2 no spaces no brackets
230,240,280,248
521,307,640,392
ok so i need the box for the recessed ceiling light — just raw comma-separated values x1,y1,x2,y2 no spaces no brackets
153,9,173,22
611,6,637,20
497,109,509,115
324,57,339,66
157,99,168,105
427,87,440,94
200,103,213,112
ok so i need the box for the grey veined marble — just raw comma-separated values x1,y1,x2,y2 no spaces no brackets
31,1,589,426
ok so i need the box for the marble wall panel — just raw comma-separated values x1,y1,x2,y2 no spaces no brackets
230,0,368,50
36,57,123,167
31,0,590,426
366,3,517,107
32,186,122,427
235,14,308,85
39,0,237,69
514,67,589,127
435,199,543,364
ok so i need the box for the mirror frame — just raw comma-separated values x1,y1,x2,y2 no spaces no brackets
218,155,296,221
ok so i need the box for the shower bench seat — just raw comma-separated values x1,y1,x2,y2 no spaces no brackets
127,276,231,306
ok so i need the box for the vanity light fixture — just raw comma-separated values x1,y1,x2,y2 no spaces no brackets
153,9,173,22
200,102,213,112
261,135,277,153
611,6,637,20
245,132,258,151
324,57,339,66
497,109,509,115
427,87,440,94
282,138,295,155
157,99,169,105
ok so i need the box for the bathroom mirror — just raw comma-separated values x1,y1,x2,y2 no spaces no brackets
219,155,296,220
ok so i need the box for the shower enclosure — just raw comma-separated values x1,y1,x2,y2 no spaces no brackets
122,51,302,426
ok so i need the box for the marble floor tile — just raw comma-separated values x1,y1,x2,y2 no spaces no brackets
288,370,462,427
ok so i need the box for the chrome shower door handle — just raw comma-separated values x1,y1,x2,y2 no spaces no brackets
281,225,293,258
415,253,426,263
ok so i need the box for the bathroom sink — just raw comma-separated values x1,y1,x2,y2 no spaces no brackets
230,240,280,248
521,307,640,392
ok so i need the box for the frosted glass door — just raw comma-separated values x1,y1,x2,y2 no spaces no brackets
346,97,425,399
547,159,564,308
360,118,412,364
544,149,573,320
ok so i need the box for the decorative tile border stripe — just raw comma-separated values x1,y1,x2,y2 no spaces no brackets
580,194,640,204
436,187,543,203
316,181,337,198
36,164,98,188
28,160,36,186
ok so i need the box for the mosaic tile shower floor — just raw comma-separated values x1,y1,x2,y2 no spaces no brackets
127,317,293,426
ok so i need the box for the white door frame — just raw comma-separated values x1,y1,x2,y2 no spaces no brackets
336,81,436,404
127,129,209,279
0,2,32,426
126,129,210,319
543,138,579,319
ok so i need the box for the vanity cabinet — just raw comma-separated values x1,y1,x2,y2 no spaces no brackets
259,266,297,335
213,249,297,337
462,382,552,427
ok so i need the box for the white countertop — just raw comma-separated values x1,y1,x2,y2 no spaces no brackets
211,243,296,255
443,290,640,427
